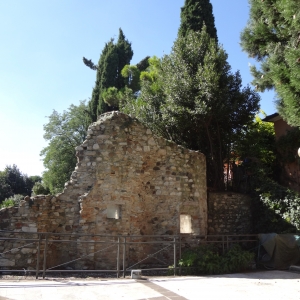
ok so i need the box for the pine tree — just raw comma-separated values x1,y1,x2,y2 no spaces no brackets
85,29,133,122
178,0,217,41
241,0,300,127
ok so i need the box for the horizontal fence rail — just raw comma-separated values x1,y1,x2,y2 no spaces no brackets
0,231,258,279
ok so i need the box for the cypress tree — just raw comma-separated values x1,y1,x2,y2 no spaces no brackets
86,29,133,122
116,29,134,89
133,27,259,190
129,1,260,190
178,0,218,41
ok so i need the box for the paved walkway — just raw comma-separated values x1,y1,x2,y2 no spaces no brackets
1,270,300,300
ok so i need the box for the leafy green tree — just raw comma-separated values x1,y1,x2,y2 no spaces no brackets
232,112,276,179
0,166,41,202
241,0,300,127
84,28,133,121
41,101,91,194
276,128,300,164
28,175,42,186
102,87,122,107
121,65,141,92
136,56,150,72
121,56,166,135
0,171,13,203
32,182,50,195
178,0,217,40
4,165,27,195
125,28,260,189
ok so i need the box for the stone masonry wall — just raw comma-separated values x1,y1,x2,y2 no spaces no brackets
207,192,252,234
0,111,207,270
0,194,80,270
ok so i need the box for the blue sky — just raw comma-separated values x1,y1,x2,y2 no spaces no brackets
0,0,276,176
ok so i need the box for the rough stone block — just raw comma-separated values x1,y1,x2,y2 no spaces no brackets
0,259,15,267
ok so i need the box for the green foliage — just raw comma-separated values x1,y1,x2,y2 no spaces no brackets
276,128,300,163
178,0,218,41
32,182,50,195
178,245,254,275
232,112,276,177
124,28,259,189
121,65,141,92
87,28,133,121
41,101,91,194
241,0,300,126
251,176,300,233
0,198,15,209
0,171,13,202
4,165,28,196
231,119,300,232
102,87,122,107
82,57,97,70
0,194,24,209
136,56,150,72
222,244,254,273
0,165,39,203
231,117,300,232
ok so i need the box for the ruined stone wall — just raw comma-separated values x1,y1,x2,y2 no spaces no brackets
0,111,207,270
207,192,252,234
76,112,207,237
0,195,80,270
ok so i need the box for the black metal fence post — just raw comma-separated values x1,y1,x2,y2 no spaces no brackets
42,234,48,279
35,234,41,279
222,235,225,254
173,237,176,276
179,235,182,276
117,237,120,278
123,236,126,278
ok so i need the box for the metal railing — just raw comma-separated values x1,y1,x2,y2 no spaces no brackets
0,231,258,279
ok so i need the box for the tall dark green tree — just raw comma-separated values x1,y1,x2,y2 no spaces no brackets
125,28,260,189
178,0,218,41
122,1,259,189
0,165,41,202
241,0,300,127
84,28,133,121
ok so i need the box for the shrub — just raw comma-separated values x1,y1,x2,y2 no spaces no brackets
250,176,300,233
178,244,254,275
0,194,24,209
0,198,15,209
32,182,50,196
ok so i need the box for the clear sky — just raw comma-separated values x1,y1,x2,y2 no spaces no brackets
0,0,276,176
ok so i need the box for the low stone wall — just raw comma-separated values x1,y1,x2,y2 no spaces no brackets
207,192,252,234
0,195,80,270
